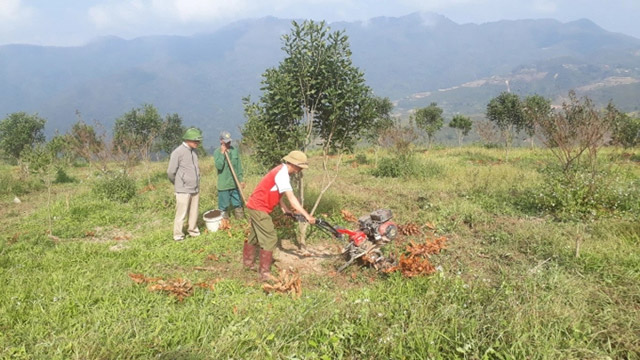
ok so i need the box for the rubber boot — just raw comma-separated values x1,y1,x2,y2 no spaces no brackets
242,241,257,269
258,249,273,281
233,207,245,219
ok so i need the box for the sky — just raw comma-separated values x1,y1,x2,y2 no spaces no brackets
1,0,639,47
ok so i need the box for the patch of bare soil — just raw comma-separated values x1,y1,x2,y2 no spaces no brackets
273,239,343,275
81,227,133,243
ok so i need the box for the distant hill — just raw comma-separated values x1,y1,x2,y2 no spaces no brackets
1,12,639,145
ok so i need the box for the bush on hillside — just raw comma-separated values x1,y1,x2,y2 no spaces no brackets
0,171,43,197
531,165,640,220
53,168,76,184
92,172,137,203
372,154,443,179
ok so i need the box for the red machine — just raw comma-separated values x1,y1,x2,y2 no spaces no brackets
290,209,398,271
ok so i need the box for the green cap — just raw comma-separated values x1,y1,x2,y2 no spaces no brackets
183,128,203,141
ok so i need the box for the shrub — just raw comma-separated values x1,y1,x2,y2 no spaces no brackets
482,143,502,149
92,172,137,203
372,154,443,179
531,165,640,220
611,113,640,149
53,168,76,184
0,171,43,196
372,156,403,178
354,153,368,165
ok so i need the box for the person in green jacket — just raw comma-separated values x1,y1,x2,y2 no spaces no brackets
213,131,245,219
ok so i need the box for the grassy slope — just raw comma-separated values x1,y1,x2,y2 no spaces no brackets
0,147,638,359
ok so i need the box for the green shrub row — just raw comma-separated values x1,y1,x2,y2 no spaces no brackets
92,172,137,203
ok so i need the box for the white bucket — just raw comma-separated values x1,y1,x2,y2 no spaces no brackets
203,210,224,232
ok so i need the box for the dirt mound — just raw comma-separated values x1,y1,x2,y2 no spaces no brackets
273,239,342,275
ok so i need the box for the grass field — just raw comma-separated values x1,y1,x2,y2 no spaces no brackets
1,146,639,359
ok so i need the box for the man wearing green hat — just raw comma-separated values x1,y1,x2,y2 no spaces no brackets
167,128,202,241
213,130,245,219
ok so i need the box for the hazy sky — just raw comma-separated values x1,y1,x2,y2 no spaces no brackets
1,0,639,46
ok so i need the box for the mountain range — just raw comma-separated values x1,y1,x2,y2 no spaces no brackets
1,12,639,144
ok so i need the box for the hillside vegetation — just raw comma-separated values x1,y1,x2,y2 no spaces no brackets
1,146,638,359
2,13,639,141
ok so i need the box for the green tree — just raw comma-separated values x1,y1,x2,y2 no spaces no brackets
486,92,525,159
363,97,394,145
0,112,46,162
608,104,640,149
522,94,552,148
412,102,444,149
449,115,473,146
113,104,162,162
155,113,186,156
243,20,381,166
362,96,394,165
242,20,384,245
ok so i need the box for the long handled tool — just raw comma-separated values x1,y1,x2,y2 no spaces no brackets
223,150,247,205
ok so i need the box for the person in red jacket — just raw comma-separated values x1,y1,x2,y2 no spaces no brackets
243,150,315,280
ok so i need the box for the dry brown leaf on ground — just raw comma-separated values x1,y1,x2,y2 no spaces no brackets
400,254,436,277
114,234,132,241
341,209,358,222
128,273,147,284
405,236,447,256
399,223,421,236
219,218,231,230
195,278,220,291
8,233,20,245
206,254,219,261
193,266,217,271
424,222,436,230
139,184,156,194
262,269,302,298
384,235,447,277
147,278,193,301
422,235,447,254
129,273,203,301
384,254,436,277
128,273,162,284
47,233,61,243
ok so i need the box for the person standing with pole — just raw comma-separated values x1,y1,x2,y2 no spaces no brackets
213,131,245,219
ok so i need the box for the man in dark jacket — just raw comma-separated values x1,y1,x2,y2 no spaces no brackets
213,131,245,219
167,128,202,241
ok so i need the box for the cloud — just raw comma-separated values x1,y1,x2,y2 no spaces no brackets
88,0,259,28
88,0,367,28
0,0,33,22
88,0,147,29
532,0,557,14
156,0,251,22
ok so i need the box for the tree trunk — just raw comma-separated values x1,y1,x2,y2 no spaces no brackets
295,174,307,248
